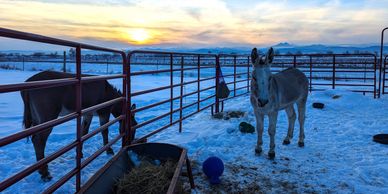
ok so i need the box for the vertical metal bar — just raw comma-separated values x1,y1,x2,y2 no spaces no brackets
179,56,184,132
22,56,25,71
309,56,312,92
197,55,200,111
170,54,173,125
63,51,66,73
332,55,336,89
384,56,387,94
122,52,128,146
379,27,388,98
75,46,82,192
247,56,250,93
126,53,136,145
293,55,296,68
374,55,377,98
106,59,109,74
215,56,220,113
364,63,367,83
233,56,236,97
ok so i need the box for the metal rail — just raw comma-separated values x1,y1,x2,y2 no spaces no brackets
0,27,128,193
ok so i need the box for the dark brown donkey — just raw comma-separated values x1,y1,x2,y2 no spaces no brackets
21,71,137,181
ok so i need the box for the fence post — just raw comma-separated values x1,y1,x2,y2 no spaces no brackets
309,56,312,92
179,56,184,132
170,54,173,125
379,27,388,98
293,55,296,68
215,56,220,113
332,55,336,89
383,56,387,95
22,56,25,71
122,53,129,146
63,51,66,72
106,59,109,74
247,56,250,93
197,55,200,111
75,46,82,192
233,56,237,97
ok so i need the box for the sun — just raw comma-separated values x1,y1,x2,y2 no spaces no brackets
128,29,150,44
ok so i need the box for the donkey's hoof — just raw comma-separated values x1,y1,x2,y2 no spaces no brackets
298,142,305,147
106,148,114,155
283,139,290,145
41,174,53,182
268,152,275,160
255,147,262,155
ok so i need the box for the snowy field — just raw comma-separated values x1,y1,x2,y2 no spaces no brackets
0,66,386,193
151,89,388,193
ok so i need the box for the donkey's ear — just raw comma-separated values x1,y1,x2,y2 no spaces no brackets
251,48,258,64
131,104,136,110
267,47,275,63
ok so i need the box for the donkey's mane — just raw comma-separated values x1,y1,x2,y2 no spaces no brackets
106,82,122,96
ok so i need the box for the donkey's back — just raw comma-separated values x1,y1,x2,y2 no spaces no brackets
271,67,308,108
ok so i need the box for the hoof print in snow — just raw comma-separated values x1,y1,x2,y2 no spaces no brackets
373,134,388,144
283,139,290,145
312,102,324,109
268,152,275,160
298,142,305,147
239,122,255,133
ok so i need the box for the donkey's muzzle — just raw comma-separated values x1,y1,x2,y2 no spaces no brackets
258,99,268,107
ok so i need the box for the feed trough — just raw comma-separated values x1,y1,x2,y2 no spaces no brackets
79,143,195,194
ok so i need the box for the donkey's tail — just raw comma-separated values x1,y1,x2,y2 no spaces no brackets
21,91,32,142
21,91,32,132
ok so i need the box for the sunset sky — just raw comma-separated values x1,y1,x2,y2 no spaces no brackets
0,0,387,50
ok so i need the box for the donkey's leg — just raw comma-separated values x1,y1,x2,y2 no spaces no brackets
283,105,296,145
254,111,264,154
30,101,60,182
31,128,53,182
82,114,93,136
99,113,114,155
297,97,307,147
80,114,93,158
268,111,278,159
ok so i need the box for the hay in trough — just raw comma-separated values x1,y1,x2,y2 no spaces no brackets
115,158,177,194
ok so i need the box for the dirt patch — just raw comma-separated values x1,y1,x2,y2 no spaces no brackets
213,111,246,120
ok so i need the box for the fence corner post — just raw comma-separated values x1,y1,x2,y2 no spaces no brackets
215,55,220,113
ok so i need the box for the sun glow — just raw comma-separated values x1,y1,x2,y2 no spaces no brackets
128,29,150,44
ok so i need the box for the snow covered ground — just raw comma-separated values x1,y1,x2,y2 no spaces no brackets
0,67,387,193
151,89,388,193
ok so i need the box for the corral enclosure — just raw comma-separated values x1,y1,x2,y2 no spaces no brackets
0,28,387,193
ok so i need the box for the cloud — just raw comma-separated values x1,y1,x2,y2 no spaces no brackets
0,0,387,49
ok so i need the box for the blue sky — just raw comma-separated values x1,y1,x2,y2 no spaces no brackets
0,0,387,50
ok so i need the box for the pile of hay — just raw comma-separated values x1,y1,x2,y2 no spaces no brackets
115,158,177,194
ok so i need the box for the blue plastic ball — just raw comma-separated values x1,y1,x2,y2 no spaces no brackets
202,156,224,184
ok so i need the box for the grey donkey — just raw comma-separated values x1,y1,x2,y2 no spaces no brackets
250,47,308,159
